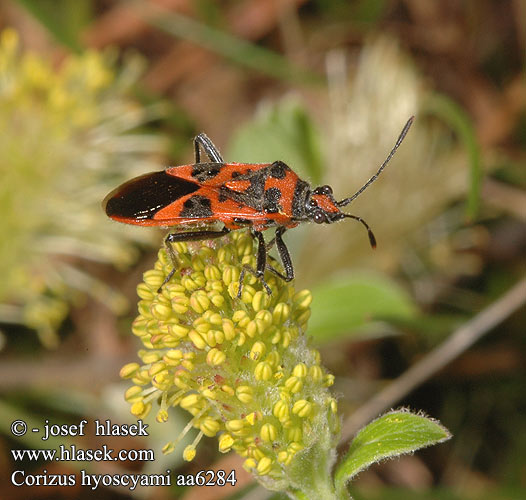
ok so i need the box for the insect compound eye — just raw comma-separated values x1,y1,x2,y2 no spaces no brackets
313,211,327,224
313,185,333,196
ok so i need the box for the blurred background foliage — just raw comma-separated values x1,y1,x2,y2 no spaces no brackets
0,0,524,499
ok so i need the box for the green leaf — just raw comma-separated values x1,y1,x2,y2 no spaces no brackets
335,410,451,492
139,1,321,85
228,99,324,184
308,272,416,342
15,0,92,52
423,93,482,220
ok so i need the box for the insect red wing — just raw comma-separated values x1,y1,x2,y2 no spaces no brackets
103,170,201,226
165,162,273,187
152,185,268,229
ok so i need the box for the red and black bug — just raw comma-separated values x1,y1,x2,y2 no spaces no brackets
104,116,414,295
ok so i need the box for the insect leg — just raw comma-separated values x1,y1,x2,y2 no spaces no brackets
237,231,272,297
194,133,224,163
159,227,230,292
266,227,295,282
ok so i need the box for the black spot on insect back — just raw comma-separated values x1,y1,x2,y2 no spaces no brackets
269,161,288,179
104,171,199,220
180,195,214,218
263,187,282,213
291,179,310,218
191,163,223,183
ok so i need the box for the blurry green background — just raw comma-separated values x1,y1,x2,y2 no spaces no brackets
0,1,524,499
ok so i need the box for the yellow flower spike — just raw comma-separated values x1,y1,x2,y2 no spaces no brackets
179,394,201,410
245,411,261,426
191,272,207,289
120,362,140,379
124,385,144,403
200,388,216,399
208,312,223,325
225,419,246,433
222,319,236,340
272,302,290,324
240,286,256,304
265,351,281,367
270,328,281,344
218,433,235,453
163,349,183,365
143,269,165,289
293,289,313,310
190,290,211,314
168,324,190,339
205,330,217,347
308,365,323,382
131,317,149,338
232,310,251,327
204,264,221,281
137,301,153,320
246,320,258,338
191,254,206,272
180,359,194,371
252,290,269,312
207,329,225,346
131,401,151,419
295,309,311,327
134,368,152,384
292,400,313,418
254,361,273,381
200,417,221,437
277,450,290,464
221,384,235,396
236,385,254,403
171,242,187,255
136,283,155,301
222,265,240,286
171,296,189,315
287,426,303,442
188,330,207,350
148,361,167,377
255,310,273,328
156,409,169,423
181,276,199,292
260,423,278,442
292,363,308,378
288,442,304,455
281,329,292,348
272,400,290,422
173,371,191,390
250,341,266,361
243,458,257,472
256,456,273,475
183,445,196,462
162,442,175,455
194,322,212,335
237,331,247,346
120,231,342,493
284,376,303,394
206,348,226,366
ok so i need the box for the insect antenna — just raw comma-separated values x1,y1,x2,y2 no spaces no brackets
343,214,377,248
336,116,414,208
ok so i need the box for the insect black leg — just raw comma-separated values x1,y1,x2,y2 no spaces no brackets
237,231,272,297
194,133,224,163
159,227,230,292
266,227,295,282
